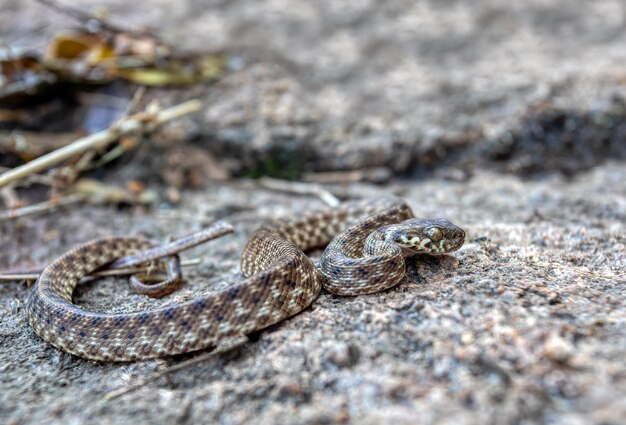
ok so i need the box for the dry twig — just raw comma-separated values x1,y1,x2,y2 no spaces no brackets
0,258,202,282
0,186,21,209
259,177,340,207
302,167,392,184
0,166,56,187
0,193,84,221
0,99,202,189
0,222,233,281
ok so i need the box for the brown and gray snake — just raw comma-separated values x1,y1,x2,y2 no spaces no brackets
27,198,465,361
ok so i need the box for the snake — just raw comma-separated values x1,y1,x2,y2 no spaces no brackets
27,198,465,361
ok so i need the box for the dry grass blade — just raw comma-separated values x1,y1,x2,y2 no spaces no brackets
0,193,84,221
0,258,202,282
259,177,340,207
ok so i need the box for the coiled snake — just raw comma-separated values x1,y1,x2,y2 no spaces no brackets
27,198,465,361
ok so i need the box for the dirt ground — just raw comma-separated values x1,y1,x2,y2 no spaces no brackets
1,1,626,424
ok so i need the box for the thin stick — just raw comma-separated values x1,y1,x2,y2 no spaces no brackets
1,221,232,281
0,186,20,209
259,177,340,207
109,221,234,269
0,166,56,186
0,100,202,188
302,167,392,184
102,335,248,401
0,258,202,282
0,193,84,221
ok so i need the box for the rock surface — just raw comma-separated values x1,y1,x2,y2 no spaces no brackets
1,1,626,424
2,167,625,424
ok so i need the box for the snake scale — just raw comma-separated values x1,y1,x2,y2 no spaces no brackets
27,198,465,361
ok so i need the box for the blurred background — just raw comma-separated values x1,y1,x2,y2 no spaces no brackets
2,0,626,189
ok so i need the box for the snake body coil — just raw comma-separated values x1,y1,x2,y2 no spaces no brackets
27,198,465,361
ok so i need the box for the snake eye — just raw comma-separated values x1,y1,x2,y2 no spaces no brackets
425,227,443,242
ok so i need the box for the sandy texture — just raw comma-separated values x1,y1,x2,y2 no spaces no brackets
2,167,625,424
1,1,626,424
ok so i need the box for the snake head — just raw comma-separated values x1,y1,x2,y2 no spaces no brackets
383,218,465,255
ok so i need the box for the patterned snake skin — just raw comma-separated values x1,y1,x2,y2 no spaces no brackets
27,198,465,361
